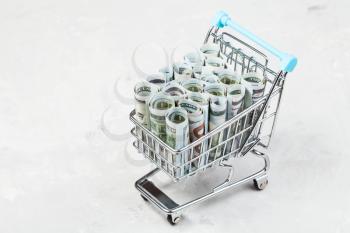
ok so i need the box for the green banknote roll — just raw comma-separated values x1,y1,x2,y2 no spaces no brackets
134,81,160,129
149,93,175,142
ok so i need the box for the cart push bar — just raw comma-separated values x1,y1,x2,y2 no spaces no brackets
213,11,297,73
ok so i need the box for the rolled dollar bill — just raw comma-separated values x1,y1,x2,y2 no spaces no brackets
226,84,246,119
187,92,209,135
134,81,160,129
166,107,190,149
162,81,187,106
225,84,246,154
193,70,202,79
200,73,220,84
200,43,220,58
241,72,266,107
181,78,204,93
173,62,193,81
204,83,226,97
184,51,203,75
212,65,227,76
201,56,224,75
218,69,241,88
149,93,175,142
241,72,266,145
178,99,204,142
209,96,227,161
178,99,205,170
146,74,166,88
166,107,190,177
159,66,174,83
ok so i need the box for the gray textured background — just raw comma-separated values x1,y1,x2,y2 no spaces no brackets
1,0,350,232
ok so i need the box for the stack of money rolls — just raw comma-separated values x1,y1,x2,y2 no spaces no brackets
133,42,267,175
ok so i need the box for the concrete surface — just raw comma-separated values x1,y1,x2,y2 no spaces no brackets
1,0,350,232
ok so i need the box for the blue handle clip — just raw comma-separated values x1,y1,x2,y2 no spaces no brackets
212,11,297,73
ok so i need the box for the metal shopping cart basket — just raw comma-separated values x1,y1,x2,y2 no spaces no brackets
129,11,297,224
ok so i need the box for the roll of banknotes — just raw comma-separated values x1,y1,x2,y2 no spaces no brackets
162,81,187,106
178,99,205,170
225,84,246,154
187,92,209,135
208,96,227,161
204,83,226,97
178,99,204,143
149,92,175,167
226,84,246,119
166,107,190,149
181,78,204,93
213,65,227,76
165,107,190,177
149,93,175,142
241,72,266,146
193,70,202,79
159,65,174,83
201,57,224,75
200,43,220,58
134,81,160,129
173,62,193,81
218,69,241,88
184,51,203,75
241,72,266,107
146,74,166,88
200,73,220,84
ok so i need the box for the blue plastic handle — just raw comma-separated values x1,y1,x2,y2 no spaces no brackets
212,11,297,73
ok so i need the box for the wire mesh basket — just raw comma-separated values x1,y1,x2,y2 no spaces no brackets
130,11,297,224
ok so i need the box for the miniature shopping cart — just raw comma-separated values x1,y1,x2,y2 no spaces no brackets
129,11,297,224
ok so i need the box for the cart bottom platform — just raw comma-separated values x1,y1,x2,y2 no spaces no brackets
135,145,270,225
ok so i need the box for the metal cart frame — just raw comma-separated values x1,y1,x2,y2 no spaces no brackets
129,11,297,224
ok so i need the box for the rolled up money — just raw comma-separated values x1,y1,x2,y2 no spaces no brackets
181,78,204,93
213,65,227,76
162,81,187,106
148,92,175,167
149,93,175,142
201,56,224,75
178,99,204,142
241,72,266,107
241,72,266,145
218,69,241,88
204,83,226,97
200,73,220,84
200,43,220,58
225,84,246,154
187,92,209,135
134,81,160,129
146,74,166,88
159,66,174,83
193,70,202,79
187,92,209,168
226,84,246,119
208,96,227,161
166,107,190,149
178,99,205,170
184,51,203,75
173,62,192,81
166,107,190,177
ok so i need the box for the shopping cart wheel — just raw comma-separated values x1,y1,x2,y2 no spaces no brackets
253,175,268,190
167,214,181,225
140,195,148,202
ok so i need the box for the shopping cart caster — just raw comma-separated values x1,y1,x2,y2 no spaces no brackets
253,175,268,190
140,195,148,202
167,214,181,225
